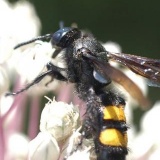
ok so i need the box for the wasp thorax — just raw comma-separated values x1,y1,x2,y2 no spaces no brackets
74,47,92,60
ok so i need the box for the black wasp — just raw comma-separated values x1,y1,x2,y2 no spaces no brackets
6,27,160,160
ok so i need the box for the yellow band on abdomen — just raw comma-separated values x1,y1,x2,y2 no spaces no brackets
103,106,126,121
99,128,128,147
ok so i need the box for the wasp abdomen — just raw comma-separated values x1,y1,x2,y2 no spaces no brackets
96,104,128,160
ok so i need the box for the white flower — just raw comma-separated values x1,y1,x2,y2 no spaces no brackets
14,41,54,82
148,148,160,160
7,40,66,96
0,1,40,41
0,1,42,160
0,0,42,96
0,0,41,64
40,97,80,142
29,97,82,160
128,101,160,160
0,36,15,64
0,66,9,95
7,133,29,160
29,132,60,160
141,101,160,139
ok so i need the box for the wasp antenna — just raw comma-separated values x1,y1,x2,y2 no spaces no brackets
5,90,24,96
14,34,52,49
5,82,34,96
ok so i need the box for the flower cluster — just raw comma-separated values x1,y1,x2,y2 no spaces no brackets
0,1,160,160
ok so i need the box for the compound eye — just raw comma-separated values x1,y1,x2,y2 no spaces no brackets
51,27,72,47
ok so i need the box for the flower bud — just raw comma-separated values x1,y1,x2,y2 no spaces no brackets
29,132,60,160
40,97,80,143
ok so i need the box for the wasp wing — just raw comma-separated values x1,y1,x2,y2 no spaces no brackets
107,52,160,87
91,59,150,107
82,50,160,107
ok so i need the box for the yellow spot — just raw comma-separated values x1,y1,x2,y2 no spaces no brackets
103,106,126,121
99,129,128,147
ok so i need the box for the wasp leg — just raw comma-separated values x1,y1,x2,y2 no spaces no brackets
5,62,67,96
45,62,67,86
